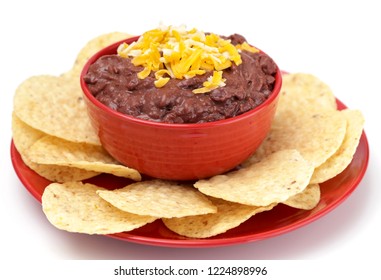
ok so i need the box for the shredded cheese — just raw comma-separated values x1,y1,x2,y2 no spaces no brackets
117,25,258,94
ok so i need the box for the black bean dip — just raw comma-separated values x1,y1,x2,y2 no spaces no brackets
84,34,277,124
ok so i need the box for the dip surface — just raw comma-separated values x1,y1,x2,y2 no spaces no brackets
84,34,277,124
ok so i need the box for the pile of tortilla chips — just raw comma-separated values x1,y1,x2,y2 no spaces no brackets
11,33,365,238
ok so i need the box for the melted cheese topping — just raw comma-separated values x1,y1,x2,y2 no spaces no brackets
117,25,258,93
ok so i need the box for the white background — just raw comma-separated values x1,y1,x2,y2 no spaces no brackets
1,0,380,277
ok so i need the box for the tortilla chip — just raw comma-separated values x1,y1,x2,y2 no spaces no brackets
282,184,321,210
13,75,100,145
310,109,365,183
195,149,314,206
12,113,98,182
247,110,347,168
97,180,217,218
65,32,133,77
27,135,141,181
277,73,337,114
42,182,156,234
12,112,45,151
163,197,276,238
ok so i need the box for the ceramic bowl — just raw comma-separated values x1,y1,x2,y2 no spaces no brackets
80,36,282,180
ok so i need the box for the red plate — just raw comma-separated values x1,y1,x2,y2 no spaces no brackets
10,99,369,248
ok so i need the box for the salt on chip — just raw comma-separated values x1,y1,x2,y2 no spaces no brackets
42,182,156,234
27,135,141,181
282,184,320,210
163,197,276,238
97,180,217,218
13,75,100,145
65,32,133,77
195,149,314,206
277,73,337,114
249,110,347,168
310,109,365,184
12,113,98,182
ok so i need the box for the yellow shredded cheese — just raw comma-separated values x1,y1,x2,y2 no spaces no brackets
154,77,170,88
236,42,260,53
193,71,226,94
117,25,256,93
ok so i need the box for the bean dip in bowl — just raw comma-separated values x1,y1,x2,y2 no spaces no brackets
80,26,282,180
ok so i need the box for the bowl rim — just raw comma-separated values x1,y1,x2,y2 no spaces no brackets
80,35,283,129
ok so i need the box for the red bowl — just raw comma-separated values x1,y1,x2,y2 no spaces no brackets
80,36,282,180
